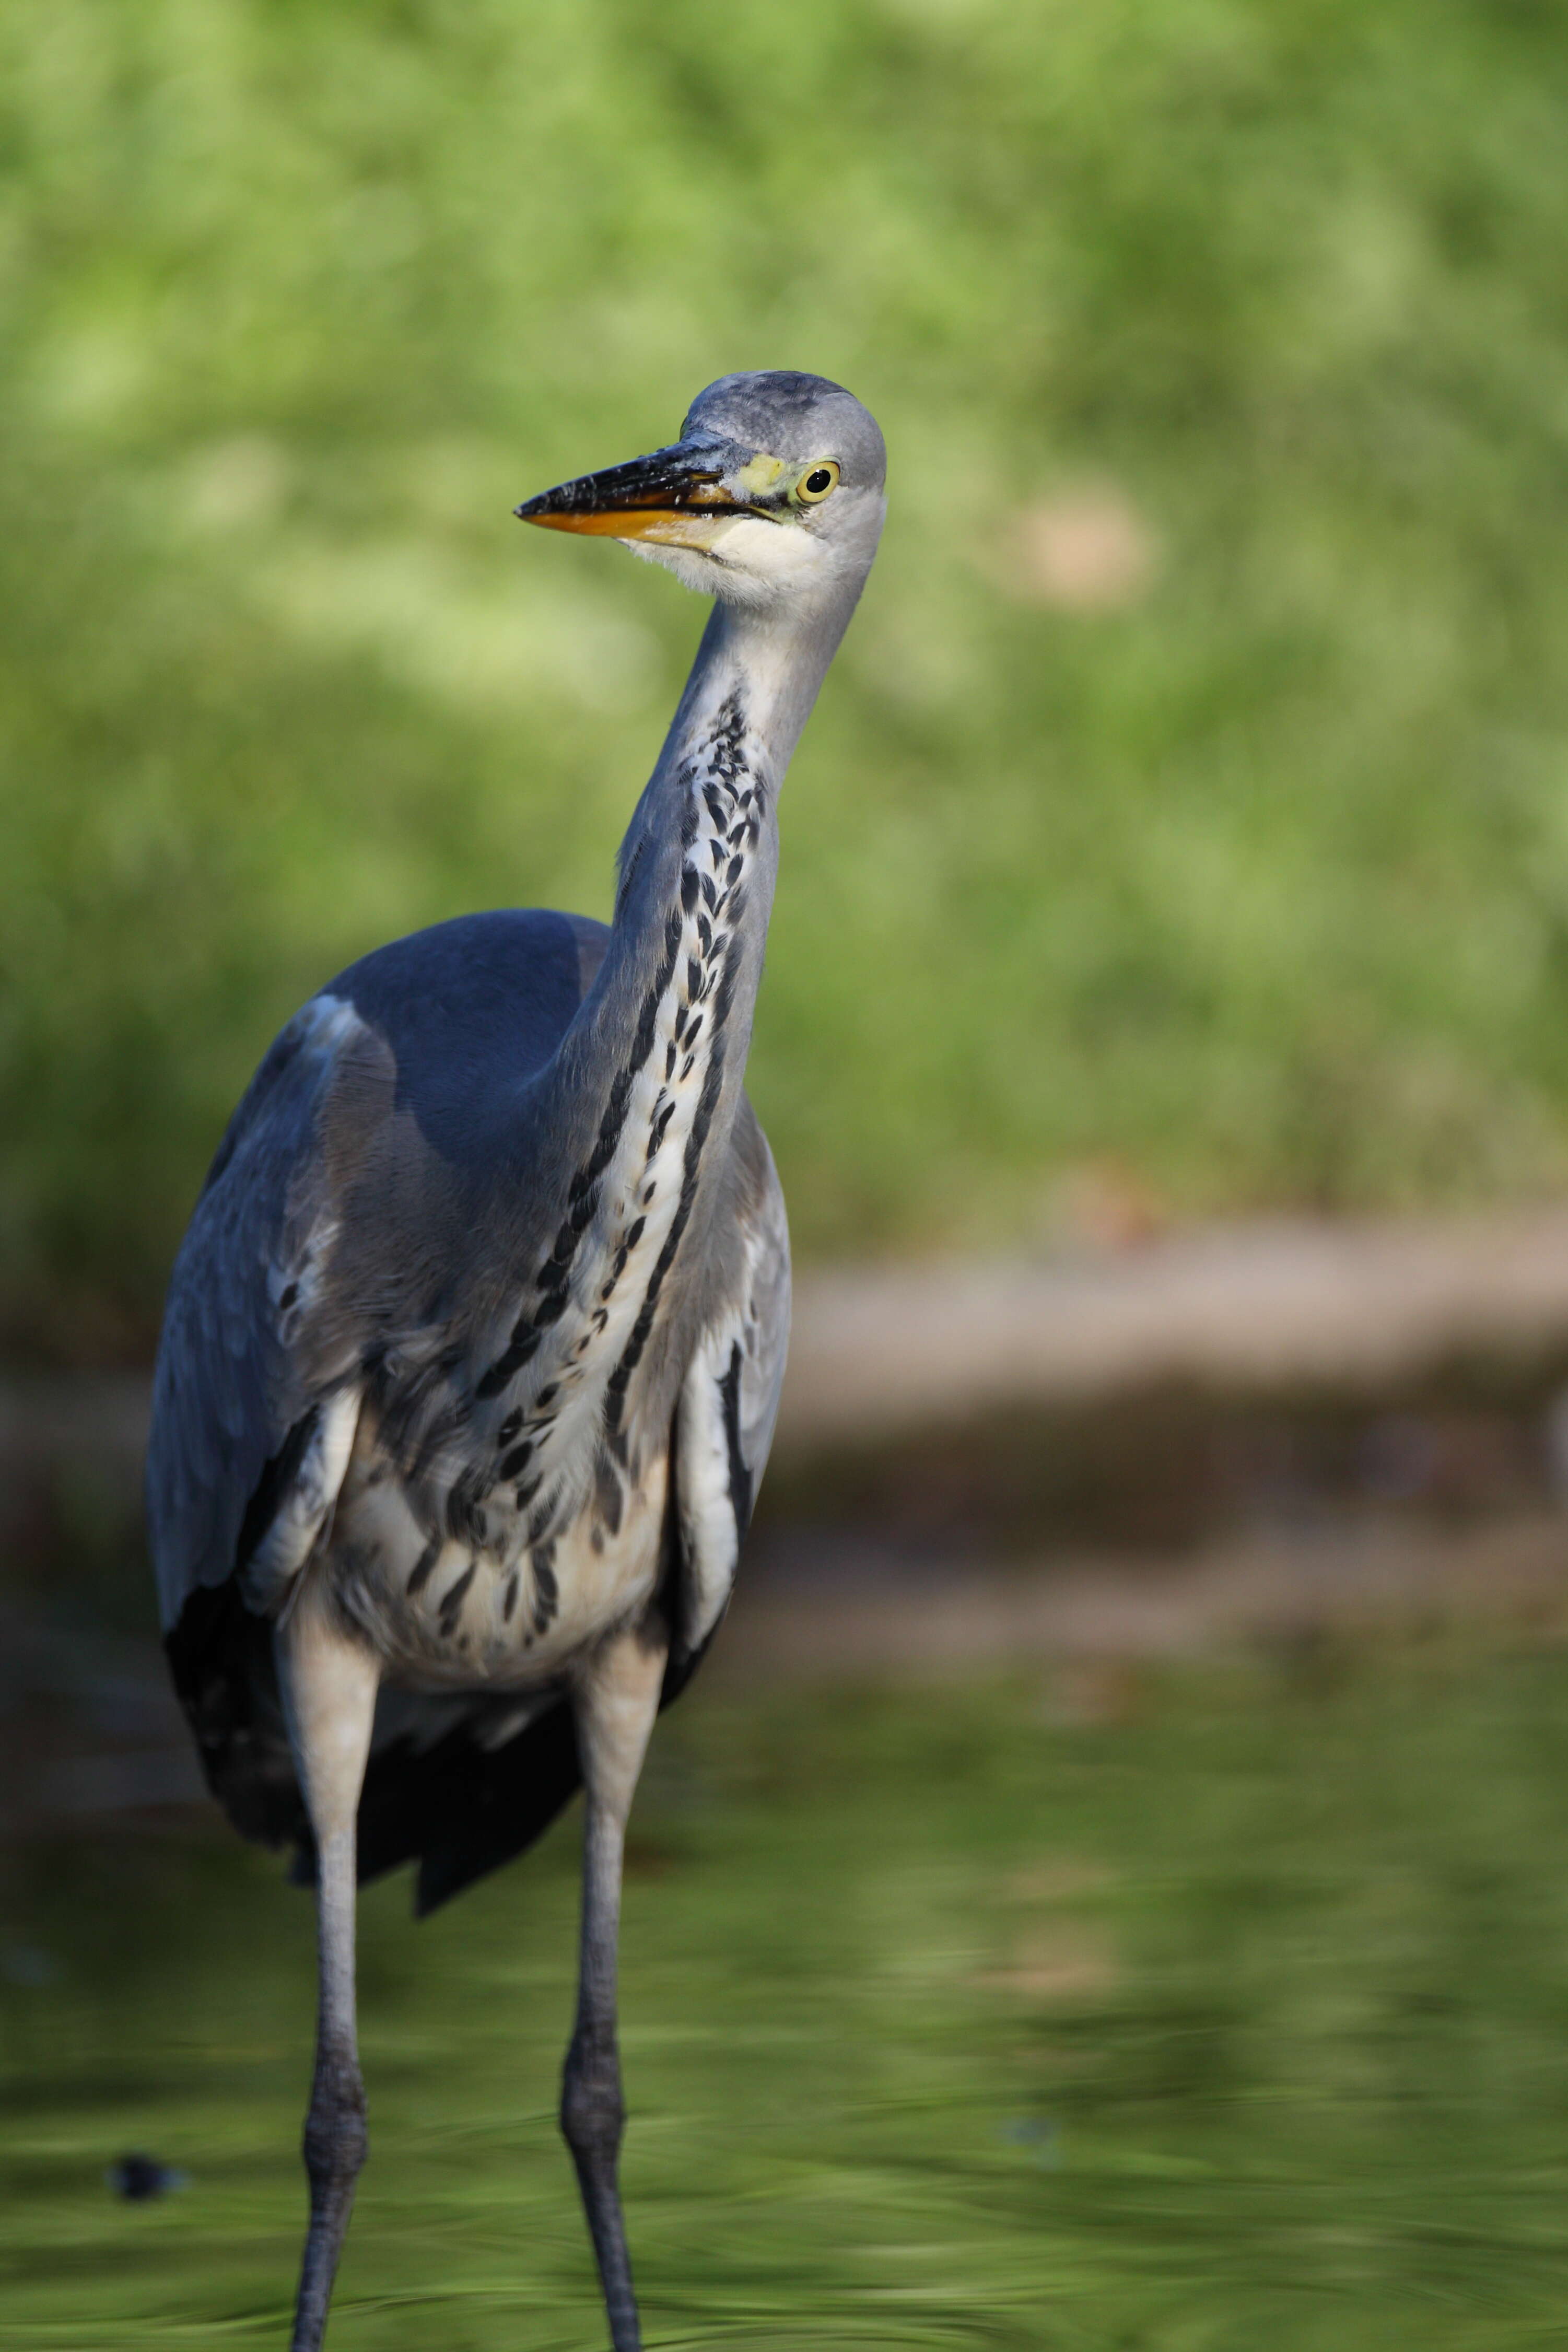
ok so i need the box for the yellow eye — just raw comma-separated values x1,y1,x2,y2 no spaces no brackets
793,461,839,504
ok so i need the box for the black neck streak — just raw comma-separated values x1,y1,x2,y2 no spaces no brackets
603,692,760,1434
461,689,765,1577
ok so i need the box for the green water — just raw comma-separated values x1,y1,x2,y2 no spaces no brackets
7,1644,1568,2348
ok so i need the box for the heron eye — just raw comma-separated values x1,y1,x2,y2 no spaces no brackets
794,461,839,504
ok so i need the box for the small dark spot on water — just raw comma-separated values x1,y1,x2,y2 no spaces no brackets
108,2153,186,2202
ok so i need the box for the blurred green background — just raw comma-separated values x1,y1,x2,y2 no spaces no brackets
11,10,1568,2349
7,0,1568,1360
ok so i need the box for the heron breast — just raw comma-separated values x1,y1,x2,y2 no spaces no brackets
329,1438,669,1693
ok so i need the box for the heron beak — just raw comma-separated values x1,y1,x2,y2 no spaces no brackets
514,442,754,546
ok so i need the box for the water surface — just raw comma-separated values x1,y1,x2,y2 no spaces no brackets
6,1644,1568,2347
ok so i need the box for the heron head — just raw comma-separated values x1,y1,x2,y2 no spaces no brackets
516,371,886,610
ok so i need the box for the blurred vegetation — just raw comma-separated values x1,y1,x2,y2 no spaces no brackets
6,0,1568,1356
8,1642,1568,2343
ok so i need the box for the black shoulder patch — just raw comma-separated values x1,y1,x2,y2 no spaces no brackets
718,1340,753,1544
235,1407,321,1574
163,1579,304,1852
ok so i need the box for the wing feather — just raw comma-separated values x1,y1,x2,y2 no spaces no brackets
145,993,362,1630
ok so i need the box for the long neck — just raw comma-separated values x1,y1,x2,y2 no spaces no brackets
658,582,858,789
572,578,863,1124
489,579,861,1464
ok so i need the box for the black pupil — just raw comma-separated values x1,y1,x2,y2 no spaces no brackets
805,469,832,494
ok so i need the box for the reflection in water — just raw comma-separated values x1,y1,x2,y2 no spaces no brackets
6,1646,1568,2346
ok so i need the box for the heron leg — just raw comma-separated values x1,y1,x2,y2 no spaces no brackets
563,1622,668,2352
275,1585,380,2352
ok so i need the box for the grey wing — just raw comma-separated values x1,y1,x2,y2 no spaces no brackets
669,1109,790,1683
145,993,365,1636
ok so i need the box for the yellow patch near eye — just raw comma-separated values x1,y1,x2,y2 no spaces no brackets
736,453,786,493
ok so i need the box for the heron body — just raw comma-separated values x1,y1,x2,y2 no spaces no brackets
145,371,886,2349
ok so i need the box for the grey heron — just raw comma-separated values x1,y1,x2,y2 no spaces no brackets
145,371,886,2351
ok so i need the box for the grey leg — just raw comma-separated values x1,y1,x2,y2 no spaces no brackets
563,1625,667,2352
275,1586,381,2352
